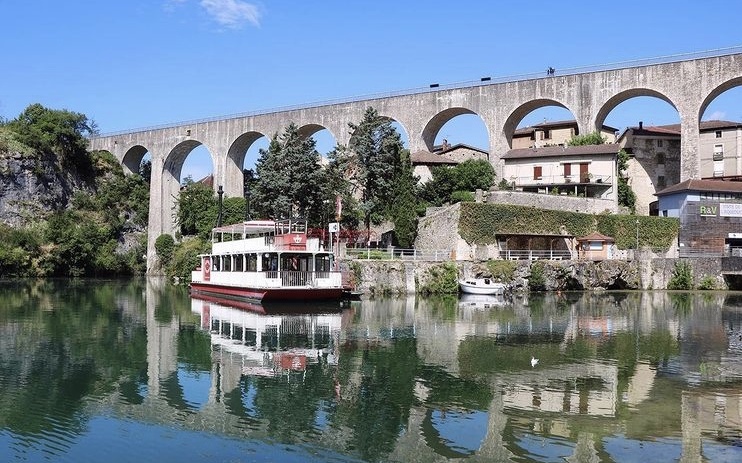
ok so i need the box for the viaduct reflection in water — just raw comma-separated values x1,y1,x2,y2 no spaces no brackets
134,285,742,462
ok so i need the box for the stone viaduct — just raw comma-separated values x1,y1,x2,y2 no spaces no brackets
89,48,742,271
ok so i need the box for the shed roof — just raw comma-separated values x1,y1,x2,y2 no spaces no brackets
576,232,615,242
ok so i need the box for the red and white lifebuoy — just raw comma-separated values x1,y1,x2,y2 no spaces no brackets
203,257,211,281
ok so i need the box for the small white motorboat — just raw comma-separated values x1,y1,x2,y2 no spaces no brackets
459,278,506,295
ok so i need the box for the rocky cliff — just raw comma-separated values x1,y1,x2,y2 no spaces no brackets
0,150,91,226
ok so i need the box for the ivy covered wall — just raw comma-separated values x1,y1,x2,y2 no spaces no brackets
458,203,679,250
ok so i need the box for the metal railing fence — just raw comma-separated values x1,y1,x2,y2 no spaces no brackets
91,46,742,138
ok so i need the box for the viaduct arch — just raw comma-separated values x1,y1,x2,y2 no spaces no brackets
89,49,742,272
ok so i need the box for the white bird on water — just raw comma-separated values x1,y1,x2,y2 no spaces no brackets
531,356,539,368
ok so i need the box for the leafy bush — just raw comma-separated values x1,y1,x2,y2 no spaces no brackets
419,262,459,295
487,260,517,282
697,275,717,290
155,234,176,264
667,260,694,290
450,190,475,203
420,159,495,206
166,237,209,282
528,261,546,291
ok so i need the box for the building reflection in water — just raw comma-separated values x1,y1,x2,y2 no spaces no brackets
143,286,742,462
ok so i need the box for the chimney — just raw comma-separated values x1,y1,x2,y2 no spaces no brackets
639,121,643,130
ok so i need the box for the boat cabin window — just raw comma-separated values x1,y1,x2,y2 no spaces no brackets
223,255,232,272
246,253,258,272
233,254,244,272
315,254,333,272
283,255,304,271
262,253,277,271
211,255,220,271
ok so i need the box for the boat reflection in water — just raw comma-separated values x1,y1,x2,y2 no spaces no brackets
458,293,506,310
190,294,344,379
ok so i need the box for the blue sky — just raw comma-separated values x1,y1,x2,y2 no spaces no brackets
2,1,741,180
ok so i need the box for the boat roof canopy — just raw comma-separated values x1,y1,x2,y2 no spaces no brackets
211,219,308,240
212,220,276,236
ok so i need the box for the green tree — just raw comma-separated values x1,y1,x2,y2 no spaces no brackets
617,149,637,212
252,123,325,221
568,130,606,146
420,159,495,206
7,103,97,174
389,149,419,247
341,107,405,238
175,182,216,237
155,234,176,264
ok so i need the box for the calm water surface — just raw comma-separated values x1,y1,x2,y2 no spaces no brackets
2,279,742,462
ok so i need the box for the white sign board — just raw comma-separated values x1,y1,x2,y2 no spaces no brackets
328,222,339,233
720,203,742,217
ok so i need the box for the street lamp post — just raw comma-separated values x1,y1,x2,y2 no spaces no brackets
217,185,224,227
244,187,251,221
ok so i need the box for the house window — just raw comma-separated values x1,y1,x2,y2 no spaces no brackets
714,161,724,177
563,163,572,178
657,152,665,165
657,139,664,147
714,146,724,176
714,144,724,161
541,129,551,140
657,175,666,189
533,166,542,180
716,130,723,138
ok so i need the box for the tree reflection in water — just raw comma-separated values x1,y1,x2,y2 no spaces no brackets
1,281,742,462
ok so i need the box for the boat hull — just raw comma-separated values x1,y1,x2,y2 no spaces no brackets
459,279,505,295
190,281,344,303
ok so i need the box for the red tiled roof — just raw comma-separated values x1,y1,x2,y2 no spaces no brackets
410,150,458,165
513,120,618,136
437,143,488,155
502,143,621,159
621,120,742,139
656,178,742,196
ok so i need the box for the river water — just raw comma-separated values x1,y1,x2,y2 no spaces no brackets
2,279,742,462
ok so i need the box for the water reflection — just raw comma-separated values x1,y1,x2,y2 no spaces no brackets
2,280,742,462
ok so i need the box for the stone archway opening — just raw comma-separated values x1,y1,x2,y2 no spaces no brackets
502,99,575,150
601,93,680,216
162,139,214,237
699,82,742,180
433,113,489,153
421,107,485,152
512,106,577,149
122,145,150,177
181,144,215,185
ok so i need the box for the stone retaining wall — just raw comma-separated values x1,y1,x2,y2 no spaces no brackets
487,190,618,214
350,257,727,295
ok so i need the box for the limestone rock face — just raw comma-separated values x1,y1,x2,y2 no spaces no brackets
0,151,91,226
508,260,641,292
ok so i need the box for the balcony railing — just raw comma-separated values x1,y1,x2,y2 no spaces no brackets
509,174,612,187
